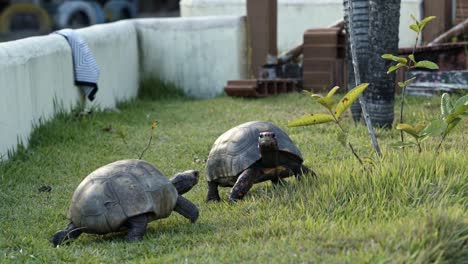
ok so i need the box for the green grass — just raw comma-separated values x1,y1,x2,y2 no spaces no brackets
0,89,466,263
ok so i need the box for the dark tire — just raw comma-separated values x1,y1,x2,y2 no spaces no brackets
0,3,52,33
68,11,90,29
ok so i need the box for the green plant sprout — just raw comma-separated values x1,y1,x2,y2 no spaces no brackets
393,93,467,154
393,121,429,152
381,15,438,143
288,83,369,165
424,93,468,153
117,120,158,160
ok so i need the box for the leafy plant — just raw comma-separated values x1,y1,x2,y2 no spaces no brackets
424,93,468,153
381,15,438,143
288,83,369,165
393,93,468,154
392,121,429,152
116,120,158,159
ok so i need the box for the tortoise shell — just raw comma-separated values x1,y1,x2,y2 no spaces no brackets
68,159,178,234
205,121,303,181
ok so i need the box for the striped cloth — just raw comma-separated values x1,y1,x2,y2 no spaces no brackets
54,29,100,101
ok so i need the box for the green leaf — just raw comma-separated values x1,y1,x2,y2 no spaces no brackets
410,14,418,24
398,77,417,88
419,16,436,32
422,119,447,137
381,54,408,64
396,123,420,139
314,86,340,110
446,117,461,134
446,104,468,123
288,113,335,127
408,54,416,64
387,63,406,74
415,60,439,70
316,97,335,111
302,90,315,97
334,83,369,119
440,93,452,118
453,94,468,110
409,24,420,33
390,141,417,149
326,86,340,98
337,131,348,147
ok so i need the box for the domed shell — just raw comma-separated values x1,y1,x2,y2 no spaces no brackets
68,159,178,234
205,121,303,181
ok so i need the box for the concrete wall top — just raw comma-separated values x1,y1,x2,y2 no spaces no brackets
0,20,140,158
135,16,247,98
75,20,140,109
181,0,424,50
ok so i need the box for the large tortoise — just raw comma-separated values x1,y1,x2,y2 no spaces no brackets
205,121,314,202
52,159,199,246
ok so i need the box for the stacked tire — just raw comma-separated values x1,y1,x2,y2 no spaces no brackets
104,0,137,22
0,3,52,34
54,1,105,29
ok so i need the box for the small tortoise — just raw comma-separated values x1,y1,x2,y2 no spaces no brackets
205,121,314,202
52,159,199,246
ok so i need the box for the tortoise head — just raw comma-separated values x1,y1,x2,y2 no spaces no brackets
258,131,278,152
170,170,199,195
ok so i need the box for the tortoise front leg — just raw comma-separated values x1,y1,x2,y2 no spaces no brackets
206,181,221,202
52,222,82,247
229,168,261,202
125,214,148,242
174,195,199,223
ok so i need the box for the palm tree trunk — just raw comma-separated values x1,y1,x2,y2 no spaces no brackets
343,0,370,122
366,0,401,128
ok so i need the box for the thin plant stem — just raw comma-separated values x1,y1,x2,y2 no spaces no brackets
347,1,382,158
436,133,447,154
400,31,420,143
328,109,364,166
139,132,153,160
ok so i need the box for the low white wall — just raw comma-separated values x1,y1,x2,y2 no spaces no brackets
0,20,139,158
180,0,424,51
135,16,247,98
0,16,246,158
79,21,140,109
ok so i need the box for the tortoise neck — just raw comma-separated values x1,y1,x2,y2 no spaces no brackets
259,147,279,168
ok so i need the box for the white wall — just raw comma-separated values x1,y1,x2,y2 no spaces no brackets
0,20,139,158
135,16,247,98
0,16,247,158
180,0,424,51
79,21,140,109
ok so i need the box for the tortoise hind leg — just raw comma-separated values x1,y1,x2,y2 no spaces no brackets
52,223,82,247
206,181,221,202
292,164,316,181
125,214,148,242
174,195,199,223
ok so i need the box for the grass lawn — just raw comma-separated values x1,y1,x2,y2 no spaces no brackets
0,87,466,263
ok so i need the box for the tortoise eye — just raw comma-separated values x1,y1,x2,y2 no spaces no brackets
272,133,276,138
259,134,264,138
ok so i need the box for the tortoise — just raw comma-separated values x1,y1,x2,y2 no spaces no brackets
52,159,199,246
205,121,314,202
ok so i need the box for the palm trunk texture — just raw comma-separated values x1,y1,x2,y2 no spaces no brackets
344,0,401,128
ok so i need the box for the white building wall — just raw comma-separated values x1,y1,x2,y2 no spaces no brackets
0,16,247,158
0,20,139,158
180,0,424,51
135,16,247,98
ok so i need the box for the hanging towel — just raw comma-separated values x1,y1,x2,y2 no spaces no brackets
54,29,100,101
